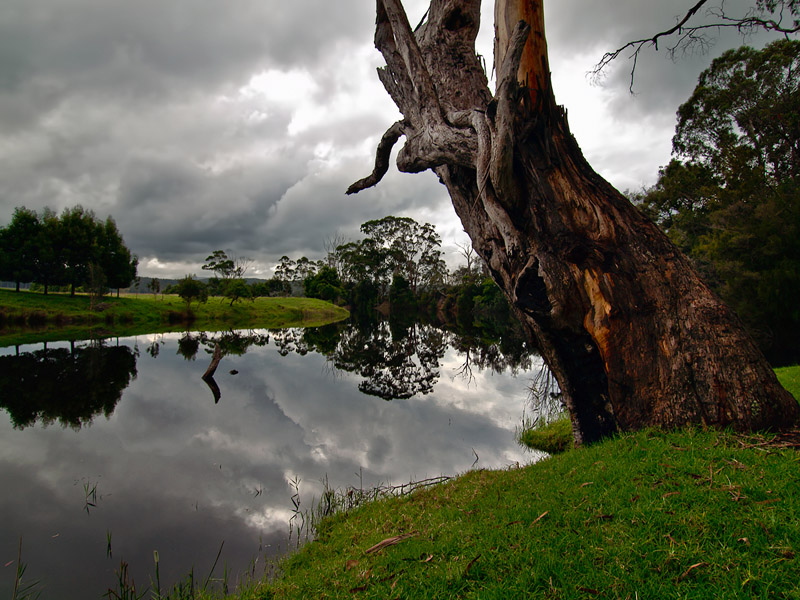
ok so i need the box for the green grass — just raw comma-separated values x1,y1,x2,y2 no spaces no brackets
241,427,798,599
250,368,800,599
0,288,349,346
518,413,574,454
775,365,800,401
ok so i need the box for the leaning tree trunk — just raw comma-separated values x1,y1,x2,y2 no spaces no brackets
348,0,799,444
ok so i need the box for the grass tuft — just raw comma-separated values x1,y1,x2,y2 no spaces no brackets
518,413,574,454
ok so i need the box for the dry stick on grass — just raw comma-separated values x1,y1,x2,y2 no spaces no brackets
365,533,416,555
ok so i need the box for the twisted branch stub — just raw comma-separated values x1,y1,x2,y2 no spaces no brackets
346,10,532,198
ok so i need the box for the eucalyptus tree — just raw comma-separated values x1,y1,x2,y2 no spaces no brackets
638,39,800,364
360,216,446,293
336,238,390,289
347,0,797,443
201,249,251,281
274,256,296,287
293,256,321,283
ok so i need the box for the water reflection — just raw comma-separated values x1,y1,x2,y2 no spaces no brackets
0,320,539,599
0,341,137,429
324,320,446,399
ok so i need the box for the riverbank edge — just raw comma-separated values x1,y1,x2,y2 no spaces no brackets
234,368,800,599
237,426,799,599
0,289,349,346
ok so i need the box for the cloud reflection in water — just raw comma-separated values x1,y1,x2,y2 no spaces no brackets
0,323,538,598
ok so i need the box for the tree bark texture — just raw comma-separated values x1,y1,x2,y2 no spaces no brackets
349,0,799,444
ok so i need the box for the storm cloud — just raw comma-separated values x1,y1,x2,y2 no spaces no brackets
0,0,784,277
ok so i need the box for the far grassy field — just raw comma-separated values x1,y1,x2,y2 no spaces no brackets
0,288,349,346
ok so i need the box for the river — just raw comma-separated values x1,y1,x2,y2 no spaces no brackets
0,320,542,598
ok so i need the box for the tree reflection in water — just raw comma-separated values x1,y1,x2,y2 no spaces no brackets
330,319,446,399
200,319,503,401
174,330,271,402
0,340,138,429
278,317,534,401
0,320,535,426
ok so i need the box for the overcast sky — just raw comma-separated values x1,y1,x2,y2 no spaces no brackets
0,0,780,278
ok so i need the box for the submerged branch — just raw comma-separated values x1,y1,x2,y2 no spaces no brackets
202,343,223,403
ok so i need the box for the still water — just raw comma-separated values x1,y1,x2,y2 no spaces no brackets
0,321,540,598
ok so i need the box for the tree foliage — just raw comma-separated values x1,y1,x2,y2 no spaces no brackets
329,216,446,299
304,265,344,302
0,205,138,296
360,216,446,294
0,207,40,291
222,278,251,306
637,40,800,363
175,275,208,311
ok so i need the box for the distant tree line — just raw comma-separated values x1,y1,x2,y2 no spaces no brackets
304,215,523,338
162,215,521,339
0,205,138,297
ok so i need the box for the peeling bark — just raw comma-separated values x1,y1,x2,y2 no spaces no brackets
350,0,799,444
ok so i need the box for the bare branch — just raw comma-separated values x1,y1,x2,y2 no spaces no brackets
346,121,405,195
593,0,800,92
593,0,710,91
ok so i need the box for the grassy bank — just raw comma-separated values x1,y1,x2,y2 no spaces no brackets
521,365,800,456
0,289,348,346
241,426,798,599
243,367,799,599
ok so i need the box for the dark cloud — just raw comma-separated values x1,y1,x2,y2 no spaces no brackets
0,0,793,276
546,0,781,117
0,0,373,102
115,153,307,259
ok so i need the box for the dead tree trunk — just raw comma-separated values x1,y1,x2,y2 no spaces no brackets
202,343,223,403
348,0,799,444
